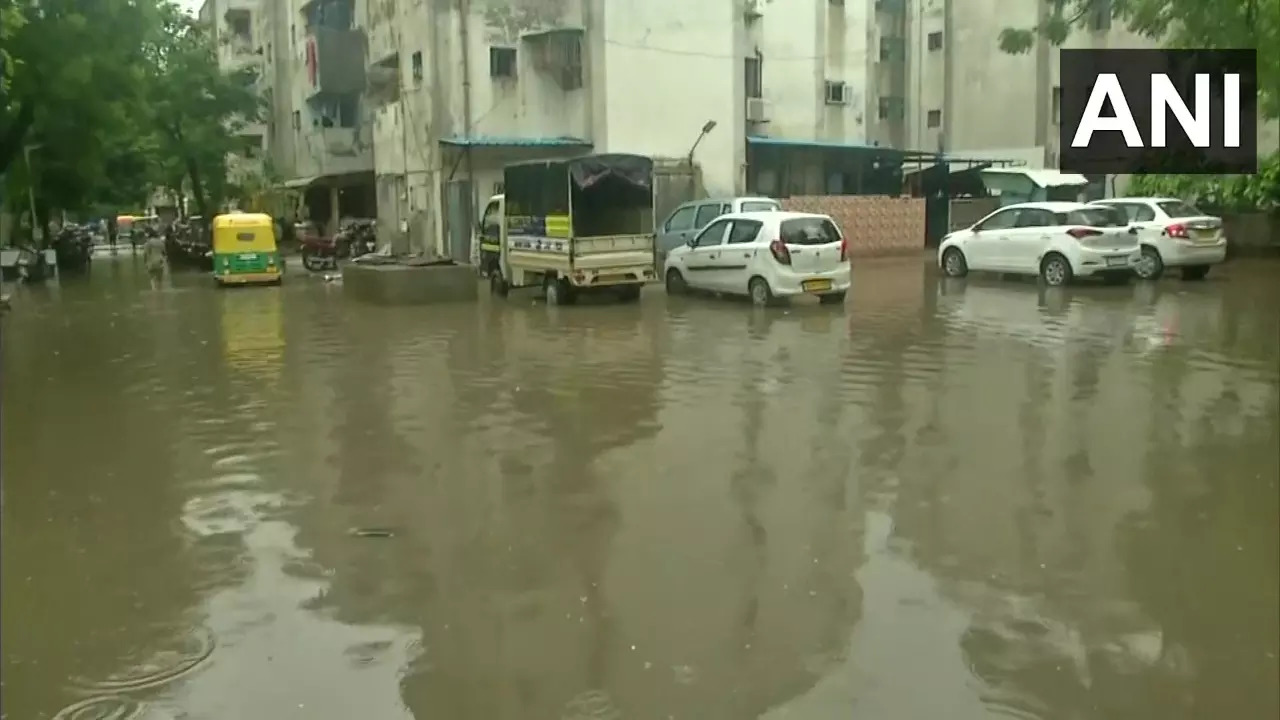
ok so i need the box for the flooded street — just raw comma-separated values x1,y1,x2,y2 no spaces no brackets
3,255,1277,720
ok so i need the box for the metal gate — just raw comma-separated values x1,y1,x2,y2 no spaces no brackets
443,180,473,264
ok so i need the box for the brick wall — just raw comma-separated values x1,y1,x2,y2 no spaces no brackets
781,195,925,257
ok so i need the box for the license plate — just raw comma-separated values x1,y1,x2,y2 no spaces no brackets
802,279,832,292
239,254,257,260
1105,256,1128,267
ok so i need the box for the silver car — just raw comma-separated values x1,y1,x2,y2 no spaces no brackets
656,196,780,265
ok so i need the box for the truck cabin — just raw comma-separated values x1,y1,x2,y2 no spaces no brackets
504,154,654,238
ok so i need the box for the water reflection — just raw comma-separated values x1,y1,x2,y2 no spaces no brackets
2,257,1276,720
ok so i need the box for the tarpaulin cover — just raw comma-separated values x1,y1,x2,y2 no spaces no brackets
568,154,653,192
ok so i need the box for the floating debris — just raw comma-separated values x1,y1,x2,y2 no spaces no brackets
349,527,395,538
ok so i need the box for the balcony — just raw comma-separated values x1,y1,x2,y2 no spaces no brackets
301,125,373,177
304,27,366,98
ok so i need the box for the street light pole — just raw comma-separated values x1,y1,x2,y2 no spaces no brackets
23,143,41,247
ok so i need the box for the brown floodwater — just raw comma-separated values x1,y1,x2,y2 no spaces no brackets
2,255,1277,720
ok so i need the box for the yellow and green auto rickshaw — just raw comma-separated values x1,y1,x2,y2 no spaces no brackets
211,212,283,286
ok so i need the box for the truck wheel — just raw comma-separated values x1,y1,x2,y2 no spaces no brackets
544,277,575,305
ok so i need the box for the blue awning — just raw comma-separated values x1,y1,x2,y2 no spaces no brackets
439,135,592,148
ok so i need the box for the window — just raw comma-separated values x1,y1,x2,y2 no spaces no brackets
780,217,841,245
744,54,763,99
481,200,501,235
694,203,727,228
1101,203,1155,222
878,96,904,119
740,200,779,213
1060,207,1126,227
879,36,904,62
1089,0,1112,31
692,219,731,247
1014,209,1055,227
927,31,943,50
1051,85,1061,125
824,80,848,105
975,209,1018,231
1157,200,1201,219
560,35,583,90
664,206,696,233
490,47,516,78
411,51,423,82
727,220,763,244
291,24,295,45
291,110,301,130
927,109,941,128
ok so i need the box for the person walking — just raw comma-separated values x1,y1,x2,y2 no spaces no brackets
142,228,167,289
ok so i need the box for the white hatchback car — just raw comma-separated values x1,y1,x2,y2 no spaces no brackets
1088,197,1226,281
938,201,1141,287
663,211,851,305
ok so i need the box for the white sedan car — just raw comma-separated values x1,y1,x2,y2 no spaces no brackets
938,201,1141,287
1089,197,1226,281
663,211,851,305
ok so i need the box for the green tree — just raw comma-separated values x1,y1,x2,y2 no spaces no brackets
999,0,1278,119
141,2,260,219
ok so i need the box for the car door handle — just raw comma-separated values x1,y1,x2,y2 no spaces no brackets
742,252,750,258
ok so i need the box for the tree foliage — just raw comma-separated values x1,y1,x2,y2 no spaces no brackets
1126,150,1280,212
0,0,260,229
999,0,1279,119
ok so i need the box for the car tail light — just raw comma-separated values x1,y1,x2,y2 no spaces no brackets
1066,227,1102,240
769,239,791,265
1165,223,1189,238
839,236,848,262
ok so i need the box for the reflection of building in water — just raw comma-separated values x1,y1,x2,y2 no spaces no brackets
218,288,285,381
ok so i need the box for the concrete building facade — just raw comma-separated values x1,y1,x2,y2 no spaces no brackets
201,0,269,187
903,0,1277,168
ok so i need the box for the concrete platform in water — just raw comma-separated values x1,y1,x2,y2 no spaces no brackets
342,261,478,305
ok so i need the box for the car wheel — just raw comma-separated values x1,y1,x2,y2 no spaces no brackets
819,291,846,305
665,268,688,295
1040,253,1073,287
942,247,968,278
748,276,775,306
1135,246,1164,280
1181,265,1210,281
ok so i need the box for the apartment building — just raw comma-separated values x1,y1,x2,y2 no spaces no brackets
200,0,269,187
903,0,1277,169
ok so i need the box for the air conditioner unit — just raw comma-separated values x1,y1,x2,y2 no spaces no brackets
746,97,772,123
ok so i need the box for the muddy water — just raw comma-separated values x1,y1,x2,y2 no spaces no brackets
2,257,1276,719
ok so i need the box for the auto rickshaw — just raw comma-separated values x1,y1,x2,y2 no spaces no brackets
211,212,283,286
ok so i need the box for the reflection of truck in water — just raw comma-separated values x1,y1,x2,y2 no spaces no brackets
219,288,285,380
486,154,658,306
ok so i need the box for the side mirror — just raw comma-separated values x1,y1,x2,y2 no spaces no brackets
1127,226,1139,235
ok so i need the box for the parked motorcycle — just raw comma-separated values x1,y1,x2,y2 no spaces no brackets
343,219,377,259
15,244,52,283
54,225,93,272
300,228,340,271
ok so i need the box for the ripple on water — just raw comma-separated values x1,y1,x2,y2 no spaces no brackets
51,695,143,720
69,626,215,694
178,490,282,537
561,689,621,720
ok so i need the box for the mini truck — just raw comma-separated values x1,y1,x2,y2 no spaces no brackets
488,154,658,305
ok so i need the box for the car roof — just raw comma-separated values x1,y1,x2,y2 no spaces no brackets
1091,197,1180,204
719,210,830,222
684,196,779,205
998,201,1095,212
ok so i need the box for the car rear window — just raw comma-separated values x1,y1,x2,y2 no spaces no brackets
1157,200,1202,218
740,200,780,213
1056,207,1126,227
780,217,842,245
